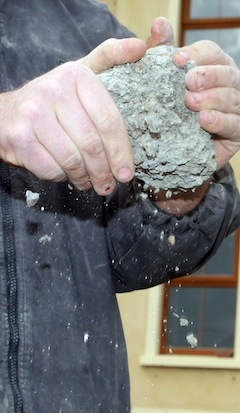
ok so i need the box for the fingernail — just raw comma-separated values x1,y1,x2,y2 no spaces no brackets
176,48,190,61
99,182,115,196
118,167,134,182
206,111,217,125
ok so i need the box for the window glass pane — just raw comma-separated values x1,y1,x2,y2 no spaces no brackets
185,28,240,67
190,0,240,18
203,288,236,347
194,231,236,276
165,287,236,350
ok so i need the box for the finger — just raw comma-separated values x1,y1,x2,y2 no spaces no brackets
185,65,240,92
198,109,240,142
185,87,240,114
76,66,134,184
173,40,237,68
81,38,147,74
146,17,175,48
34,110,93,189
214,138,240,169
198,110,240,169
25,146,66,182
19,84,91,188
55,87,117,195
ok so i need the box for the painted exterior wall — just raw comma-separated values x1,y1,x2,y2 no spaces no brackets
101,1,240,411
118,287,240,413
101,0,179,42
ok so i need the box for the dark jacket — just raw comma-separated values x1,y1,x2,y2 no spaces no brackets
0,1,239,412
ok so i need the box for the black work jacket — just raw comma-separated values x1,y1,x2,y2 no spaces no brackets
0,1,239,413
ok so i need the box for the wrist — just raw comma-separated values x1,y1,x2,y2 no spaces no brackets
149,180,211,216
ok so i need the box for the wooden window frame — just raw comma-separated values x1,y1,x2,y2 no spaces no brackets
159,230,240,357
180,0,240,46
160,230,240,356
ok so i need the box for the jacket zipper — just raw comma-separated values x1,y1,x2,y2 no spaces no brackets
0,11,23,411
0,162,23,413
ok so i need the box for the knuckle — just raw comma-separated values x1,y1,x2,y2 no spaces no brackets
44,167,66,182
3,125,39,168
60,61,78,78
91,167,112,183
232,90,240,112
98,112,120,135
84,136,103,157
60,155,90,186
19,99,42,123
61,153,84,172
8,124,34,152
37,76,61,97
36,62,79,102
60,61,86,87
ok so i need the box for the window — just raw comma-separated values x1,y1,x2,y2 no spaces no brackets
181,0,240,65
160,231,239,357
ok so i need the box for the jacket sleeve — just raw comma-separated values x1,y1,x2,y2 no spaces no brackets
105,163,240,292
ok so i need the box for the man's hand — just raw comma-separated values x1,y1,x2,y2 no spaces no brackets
173,40,240,169
0,17,175,196
0,43,143,196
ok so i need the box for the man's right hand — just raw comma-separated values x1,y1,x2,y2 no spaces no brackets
0,38,146,195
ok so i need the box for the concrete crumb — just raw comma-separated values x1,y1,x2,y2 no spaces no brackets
180,317,189,327
140,192,148,199
39,234,52,244
168,234,176,246
25,190,40,207
186,332,198,348
99,45,216,192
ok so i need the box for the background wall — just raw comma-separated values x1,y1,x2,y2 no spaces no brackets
101,1,240,411
118,288,240,413
101,0,180,42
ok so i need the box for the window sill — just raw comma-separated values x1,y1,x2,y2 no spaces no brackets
143,285,240,370
140,353,240,369
132,409,227,413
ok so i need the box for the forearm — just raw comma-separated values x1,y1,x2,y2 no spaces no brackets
106,164,240,292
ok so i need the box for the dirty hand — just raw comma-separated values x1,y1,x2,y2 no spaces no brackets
0,16,175,196
0,39,146,196
173,40,240,169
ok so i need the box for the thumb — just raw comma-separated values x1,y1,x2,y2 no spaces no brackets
146,17,175,48
80,38,147,74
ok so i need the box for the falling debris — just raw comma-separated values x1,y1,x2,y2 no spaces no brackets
39,234,52,244
140,192,148,199
160,231,164,241
186,333,198,348
168,234,176,246
172,311,189,327
84,332,89,343
25,190,40,207
179,317,189,327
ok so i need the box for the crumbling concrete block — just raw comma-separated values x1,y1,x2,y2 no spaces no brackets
99,45,216,192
